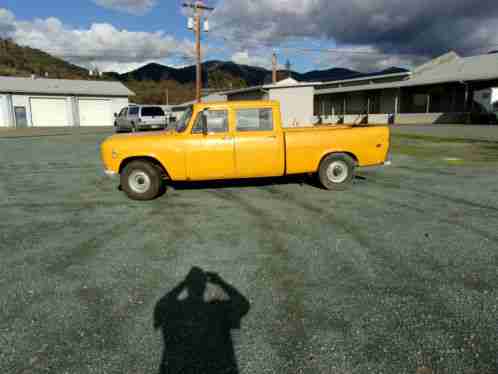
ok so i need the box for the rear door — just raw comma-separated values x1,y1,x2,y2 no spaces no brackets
186,108,236,180
234,107,285,178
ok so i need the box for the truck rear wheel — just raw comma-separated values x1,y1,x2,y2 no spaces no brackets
121,161,164,200
318,154,355,190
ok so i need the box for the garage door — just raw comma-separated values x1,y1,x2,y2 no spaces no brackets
30,98,69,127
79,99,112,127
0,96,4,127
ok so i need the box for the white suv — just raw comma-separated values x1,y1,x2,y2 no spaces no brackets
114,105,167,132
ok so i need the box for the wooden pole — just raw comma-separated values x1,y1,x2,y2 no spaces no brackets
195,8,202,103
272,52,277,84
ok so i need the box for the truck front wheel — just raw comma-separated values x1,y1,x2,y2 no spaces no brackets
318,154,355,190
121,161,164,200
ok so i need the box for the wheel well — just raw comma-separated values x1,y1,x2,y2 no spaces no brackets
119,156,170,179
319,152,359,168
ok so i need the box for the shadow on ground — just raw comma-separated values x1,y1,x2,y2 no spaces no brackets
154,267,250,374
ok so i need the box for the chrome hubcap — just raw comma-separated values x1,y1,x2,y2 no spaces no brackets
326,161,348,183
128,170,151,193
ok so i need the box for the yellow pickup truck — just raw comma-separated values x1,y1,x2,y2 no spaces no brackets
101,100,390,200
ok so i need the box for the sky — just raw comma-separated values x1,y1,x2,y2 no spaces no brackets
1,0,498,74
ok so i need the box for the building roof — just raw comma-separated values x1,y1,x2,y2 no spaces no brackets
409,53,498,84
0,76,134,96
222,71,410,96
173,93,228,109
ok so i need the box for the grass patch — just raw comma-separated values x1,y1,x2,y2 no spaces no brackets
391,136,498,164
392,133,498,145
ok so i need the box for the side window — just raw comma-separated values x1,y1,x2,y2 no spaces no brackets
141,107,165,116
129,107,139,116
192,110,229,134
236,108,273,132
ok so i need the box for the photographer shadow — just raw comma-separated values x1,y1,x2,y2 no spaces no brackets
154,267,250,374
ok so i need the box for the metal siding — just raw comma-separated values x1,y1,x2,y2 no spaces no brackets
269,86,314,127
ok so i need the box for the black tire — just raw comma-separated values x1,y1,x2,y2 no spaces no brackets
121,161,164,201
318,153,355,190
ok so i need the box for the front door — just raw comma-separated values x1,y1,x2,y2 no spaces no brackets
234,107,285,178
187,109,236,180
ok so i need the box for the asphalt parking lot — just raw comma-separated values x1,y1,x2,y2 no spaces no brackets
1,128,497,374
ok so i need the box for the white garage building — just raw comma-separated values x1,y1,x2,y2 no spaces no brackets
0,76,133,128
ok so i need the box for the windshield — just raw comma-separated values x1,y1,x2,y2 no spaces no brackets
175,106,193,133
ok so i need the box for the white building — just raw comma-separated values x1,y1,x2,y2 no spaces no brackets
0,76,133,128
222,52,498,126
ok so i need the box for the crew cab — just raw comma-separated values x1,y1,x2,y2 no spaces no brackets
101,101,390,200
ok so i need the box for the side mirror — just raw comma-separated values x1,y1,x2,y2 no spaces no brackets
114,113,118,118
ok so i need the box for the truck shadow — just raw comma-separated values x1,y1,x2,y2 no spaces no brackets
168,175,314,191
154,267,250,374
168,174,367,192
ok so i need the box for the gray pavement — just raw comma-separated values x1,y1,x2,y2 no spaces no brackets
0,129,497,374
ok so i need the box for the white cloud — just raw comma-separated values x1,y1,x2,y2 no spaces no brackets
0,8,15,36
92,0,156,15
231,51,272,69
1,8,195,73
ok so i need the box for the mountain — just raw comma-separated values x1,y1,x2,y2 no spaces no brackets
0,38,97,79
296,67,362,82
120,61,408,88
120,60,270,86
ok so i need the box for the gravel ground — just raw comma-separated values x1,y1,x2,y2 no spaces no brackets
1,129,497,374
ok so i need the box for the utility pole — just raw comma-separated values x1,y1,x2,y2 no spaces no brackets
183,1,214,103
272,52,277,84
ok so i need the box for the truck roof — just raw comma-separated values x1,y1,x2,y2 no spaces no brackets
194,100,280,108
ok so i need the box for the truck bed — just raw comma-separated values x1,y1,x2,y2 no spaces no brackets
283,125,390,175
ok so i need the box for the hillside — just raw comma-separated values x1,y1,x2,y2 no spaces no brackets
0,38,94,79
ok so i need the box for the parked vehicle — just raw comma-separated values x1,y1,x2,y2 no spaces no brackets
101,100,391,200
114,105,167,132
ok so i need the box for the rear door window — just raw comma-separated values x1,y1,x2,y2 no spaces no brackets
236,108,273,132
141,107,165,117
